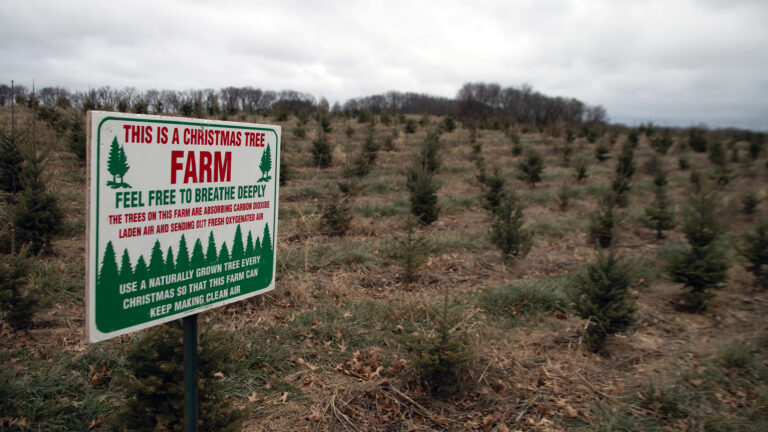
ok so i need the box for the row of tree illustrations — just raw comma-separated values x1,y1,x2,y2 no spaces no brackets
98,223,273,288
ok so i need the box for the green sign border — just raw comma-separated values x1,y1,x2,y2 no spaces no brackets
89,113,280,342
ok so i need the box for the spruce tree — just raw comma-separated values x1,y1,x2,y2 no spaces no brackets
612,142,635,207
588,192,622,248
516,150,544,187
595,142,610,163
667,188,729,311
407,163,440,225
0,252,37,330
739,221,768,289
489,192,533,261
644,168,674,239
0,129,24,194
571,251,636,352
479,166,506,215
321,190,352,236
689,128,708,152
11,145,63,254
389,218,431,283
311,131,332,168
108,324,242,431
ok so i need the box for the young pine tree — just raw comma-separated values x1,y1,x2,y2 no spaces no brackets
389,217,431,283
0,251,37,330
667,188,729,311
311,131,332,168
739,221,768,289
588,192,622,249
108,324,242,431
489,192,533,261
320,188,352,236
612,142,636,207
571,251,636,352
644,169,674,239
516,150,544,187
407,163,440,225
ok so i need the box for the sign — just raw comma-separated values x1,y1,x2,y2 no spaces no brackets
86,112,280,342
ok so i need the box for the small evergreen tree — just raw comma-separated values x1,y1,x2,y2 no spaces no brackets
748,133,764,160
420,132,441,173
689,128,708,152
489,192,533,261
0,251,37,330
644,170,674,240
571,251,636,351
311,131,332,168
739,221,768,289
588,192,622,248
612,142,636,207
667,188,729,311
516,150,544,187
574,158,589,183
651,129,674,154
0,129,25,194
68,112,87,162
11,146,63,254
108,324,242,431
479,165,506,215
557,186,574,212
595,142,610,162
407,163,440,225
389,218,431,283
320,189,352,236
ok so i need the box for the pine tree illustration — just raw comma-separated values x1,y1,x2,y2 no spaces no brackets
149,240,165,277
165,246,175,274
206,232,218,265
119,249,133,281
106,137,132,189
259,144,272,182
98,241,119,331
219,242,230,262
134,256,148,281
245,231,254,257
231,225,244,260
177,235,190,271
191,239,205,268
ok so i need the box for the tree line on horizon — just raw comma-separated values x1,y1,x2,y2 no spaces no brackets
1,81,607,127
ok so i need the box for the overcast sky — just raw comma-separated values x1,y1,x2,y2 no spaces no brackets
1,0,766,130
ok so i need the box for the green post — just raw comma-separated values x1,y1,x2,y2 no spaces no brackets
184,314,198,432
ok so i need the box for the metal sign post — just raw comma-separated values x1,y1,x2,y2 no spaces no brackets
184,314,198,432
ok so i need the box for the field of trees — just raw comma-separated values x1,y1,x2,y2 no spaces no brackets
1,84,767,431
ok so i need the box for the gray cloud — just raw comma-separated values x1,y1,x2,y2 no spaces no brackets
1,0,766,129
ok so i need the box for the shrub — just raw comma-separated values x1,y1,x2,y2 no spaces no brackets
516,150,544,187
739,221,768,289
107,323,242,431
320,116,332,133
389,218,431,283
0,251,37,330
346,129,380,177
570,251,636,351
667,189,729,311
440,116,456,133
489,192,533,261
311,131,332,168
678,155,690,170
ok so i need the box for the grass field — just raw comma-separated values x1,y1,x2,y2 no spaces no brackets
1,105,767,431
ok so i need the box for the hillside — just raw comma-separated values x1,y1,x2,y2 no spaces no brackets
2,105,768,431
